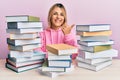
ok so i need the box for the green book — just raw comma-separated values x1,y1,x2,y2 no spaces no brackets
6,15,40,22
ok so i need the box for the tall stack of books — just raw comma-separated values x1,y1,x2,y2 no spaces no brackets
39,43,78,78
5,15,45,73
76,24,118,71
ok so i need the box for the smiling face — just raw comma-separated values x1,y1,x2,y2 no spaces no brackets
51,7,65,29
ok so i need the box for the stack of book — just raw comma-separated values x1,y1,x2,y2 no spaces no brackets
39,43,78,78
76,24,118,71
5,15,45,73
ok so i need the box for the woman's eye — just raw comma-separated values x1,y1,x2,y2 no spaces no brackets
60,13,64,16
53,12,58,15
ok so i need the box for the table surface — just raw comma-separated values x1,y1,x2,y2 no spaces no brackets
0,59,120,80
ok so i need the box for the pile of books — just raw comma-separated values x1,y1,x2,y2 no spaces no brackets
5,15,45,73
76,24,118,71
39,43,78,78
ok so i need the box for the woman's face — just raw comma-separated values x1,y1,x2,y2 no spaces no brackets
51,7,65,29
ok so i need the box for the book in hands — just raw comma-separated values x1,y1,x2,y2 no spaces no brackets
7,22,43,29
6,15,40,22
76,24,110,32
46,44,78,55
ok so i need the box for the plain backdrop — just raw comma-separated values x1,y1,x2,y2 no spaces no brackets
0,0,120,59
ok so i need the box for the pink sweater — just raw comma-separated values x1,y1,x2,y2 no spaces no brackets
38,28,78,59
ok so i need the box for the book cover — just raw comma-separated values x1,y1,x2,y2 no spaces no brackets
80,45,112,53
6,15,40,22
46,44,78,55
76,24,110,32
77,30,112,36
7,22,43,29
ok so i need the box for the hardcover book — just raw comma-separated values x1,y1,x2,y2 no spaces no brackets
77,30,112,36
76,24,110,32
7,38,41,46
6,15,40,22
78,40,114,46
7,22,43,29
46,44,78,55
6,28,43,34
78,49,118,59
80,45,112,53
77,60,112,71
10,33,39,40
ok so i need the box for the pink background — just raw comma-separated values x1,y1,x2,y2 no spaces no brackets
0,0,120,59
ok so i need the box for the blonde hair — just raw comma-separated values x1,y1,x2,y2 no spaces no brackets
48,3,67,28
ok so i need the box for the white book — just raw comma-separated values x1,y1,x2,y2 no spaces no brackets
76,57,112,65
39,64,74,78
7,59,44,67
6,63,41,73
6,28,43,34
9,50,45,58
9,55,45,63
80,36,110,42
8,43,41,51
48,60,71,68
77,60,112,71
76,24,110,32
48,52,71,60
10,33,39,39
78,49,118,59
7,22,42,29
78,40,114,46
7,38,41,46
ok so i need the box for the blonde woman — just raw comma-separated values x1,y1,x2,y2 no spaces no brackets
40,3,78,59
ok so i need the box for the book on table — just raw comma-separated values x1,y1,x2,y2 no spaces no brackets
77,60,112,71
80,45,112,53
9,33,39,40
76,24,110,32
46,43,78,55
76,30,112,36
7,21,43,29
7,38,41,46
6,15,40,22
6,63,42,73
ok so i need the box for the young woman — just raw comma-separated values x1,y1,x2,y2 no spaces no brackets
40,3,78,59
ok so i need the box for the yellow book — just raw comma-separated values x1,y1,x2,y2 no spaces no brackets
46,44,78,55
77,30,112,36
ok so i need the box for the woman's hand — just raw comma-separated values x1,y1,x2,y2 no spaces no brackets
62,24,75,35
